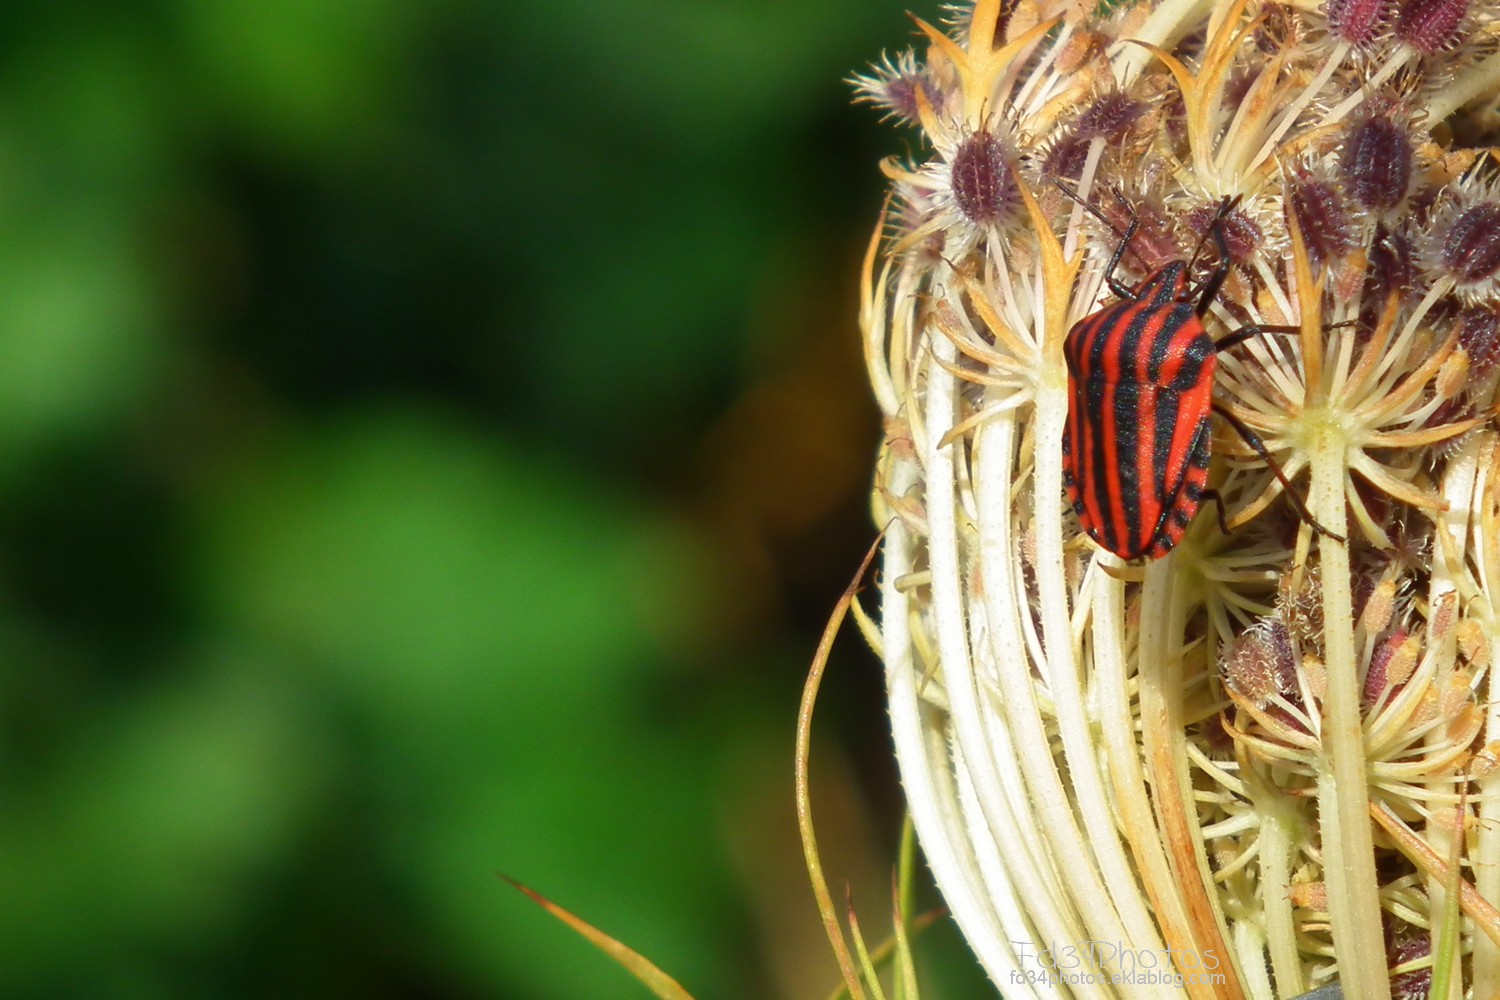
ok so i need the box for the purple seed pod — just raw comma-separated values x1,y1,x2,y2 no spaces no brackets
1362,630,1407,705
1254,3,1298,52
1437,201,1500,284
1327,0,1392,46
850,52,945,126
1100,196,1180,274
1041,134,1091,179
1223,618,1298,706
1395,0,1469,52
1286,174,1352,263
1457,306,1500,381
881,76,928,122
1074,92,1145,140
1185,202,1262,263
950,132,1019,226
1387,933,1432,1000
1224,69,1258,110
1340,113,1414,211
1041,92,1144,179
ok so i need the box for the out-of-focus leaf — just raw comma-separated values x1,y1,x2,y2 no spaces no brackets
192,408,744,998
169,0,422,163
0,649,332,996
0,0,930,995
0,214,161,471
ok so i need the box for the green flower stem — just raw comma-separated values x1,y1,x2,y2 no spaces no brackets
1247,768,1304,998
1427,439,1483,994
1307,424,1389,1000
1425,51,1500,128
1229,913,1273,1000
880,443,1019,987
1028,366,1171,978
1113,0,1213,85
923,332,1088,988
930,327,1125,992
1091,559,1216,998
1139,560,1246,1000
972,413,1108,978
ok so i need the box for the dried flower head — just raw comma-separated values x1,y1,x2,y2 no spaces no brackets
856,1,1500,997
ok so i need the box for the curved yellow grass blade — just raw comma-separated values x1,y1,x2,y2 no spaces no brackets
502,875,696,1000
797,530,887,1000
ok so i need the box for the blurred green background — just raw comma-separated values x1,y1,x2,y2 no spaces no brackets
0,2,990,998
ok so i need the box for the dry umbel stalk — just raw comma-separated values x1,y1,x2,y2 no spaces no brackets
854,0,1500,997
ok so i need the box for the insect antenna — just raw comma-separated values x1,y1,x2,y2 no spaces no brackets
1052,180,1125,234
1052,180,1150,298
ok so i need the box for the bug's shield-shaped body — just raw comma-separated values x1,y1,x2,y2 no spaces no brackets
1062,262,1217,560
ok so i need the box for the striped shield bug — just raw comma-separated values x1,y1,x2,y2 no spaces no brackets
1059,190,1343,560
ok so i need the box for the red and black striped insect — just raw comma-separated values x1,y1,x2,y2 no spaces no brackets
1060,192,1342,560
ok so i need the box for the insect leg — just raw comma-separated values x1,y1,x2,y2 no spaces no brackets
1200,489,1232,536
1211,403,1347,543
1103,216,1142,300
1215,324,1299,351
1191,197,1238,318
1216,319,1357,352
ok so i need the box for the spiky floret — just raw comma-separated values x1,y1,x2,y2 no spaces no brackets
856,1,1500,999
1423,171,1500,303
848,48,943,126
